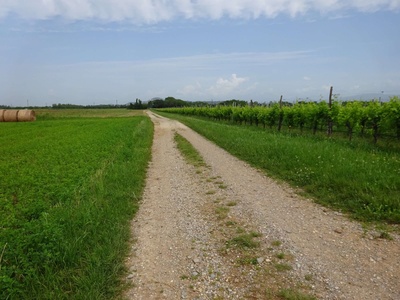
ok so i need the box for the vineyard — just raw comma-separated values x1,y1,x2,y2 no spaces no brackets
155,108,400,224
159,97,400,144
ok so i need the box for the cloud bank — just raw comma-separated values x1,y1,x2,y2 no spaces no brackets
0,1,399,23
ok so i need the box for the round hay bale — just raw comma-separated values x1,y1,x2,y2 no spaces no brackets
3,110,19,122
18,110,36,122
1,110,36,122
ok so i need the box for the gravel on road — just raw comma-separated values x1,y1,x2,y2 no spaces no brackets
124,111,400,300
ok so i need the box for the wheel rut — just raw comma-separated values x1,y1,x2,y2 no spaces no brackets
124,111,400,300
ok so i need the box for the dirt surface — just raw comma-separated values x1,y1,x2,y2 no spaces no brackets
124,111,400,299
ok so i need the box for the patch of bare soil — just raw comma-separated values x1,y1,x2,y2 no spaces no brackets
124,111,400,299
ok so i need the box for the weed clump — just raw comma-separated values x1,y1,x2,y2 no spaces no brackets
227,233,260,249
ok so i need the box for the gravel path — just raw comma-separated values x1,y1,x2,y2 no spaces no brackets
124,111,400,299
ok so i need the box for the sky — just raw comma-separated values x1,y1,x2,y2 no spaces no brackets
0,1,399,107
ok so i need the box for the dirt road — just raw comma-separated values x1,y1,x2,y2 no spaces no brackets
124,111,399,299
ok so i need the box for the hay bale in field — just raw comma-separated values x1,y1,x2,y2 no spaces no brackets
1,110,36,122
0,109,4,122
3,110,19,122
17,110,36,122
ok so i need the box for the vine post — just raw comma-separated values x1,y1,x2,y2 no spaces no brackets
278,95,283,131
328,86,333,136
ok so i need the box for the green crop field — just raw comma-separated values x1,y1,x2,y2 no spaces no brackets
0,109,153,299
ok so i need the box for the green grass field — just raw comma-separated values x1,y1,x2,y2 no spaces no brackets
35,108,146,120
0,109,153,299
157,111,400,225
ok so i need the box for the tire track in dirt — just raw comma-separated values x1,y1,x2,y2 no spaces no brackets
125,111,400,299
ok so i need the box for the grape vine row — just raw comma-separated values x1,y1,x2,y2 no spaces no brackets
159,97,400,143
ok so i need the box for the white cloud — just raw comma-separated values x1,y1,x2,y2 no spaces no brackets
208,74,249,96
90,51,311,71
177,82,203,97
303,76,311,81
0,1,399,23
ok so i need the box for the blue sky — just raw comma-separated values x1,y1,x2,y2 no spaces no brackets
0,1,399,106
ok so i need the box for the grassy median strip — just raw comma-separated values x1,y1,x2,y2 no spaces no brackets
174,132,206,168
158,111,400,225
0,113,153,299
174,130,317,299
